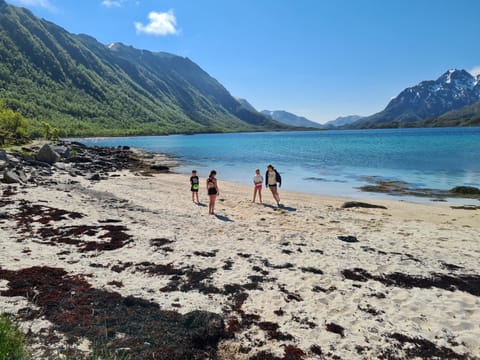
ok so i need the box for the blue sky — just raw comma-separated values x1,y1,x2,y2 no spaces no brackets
6,0,480,123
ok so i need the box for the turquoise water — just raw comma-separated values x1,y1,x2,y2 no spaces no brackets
76,127,480,202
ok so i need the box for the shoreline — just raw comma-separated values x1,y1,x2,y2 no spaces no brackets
74,130,480,207
1,142,479,359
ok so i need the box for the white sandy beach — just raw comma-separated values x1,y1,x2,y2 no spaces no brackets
1,168,479,359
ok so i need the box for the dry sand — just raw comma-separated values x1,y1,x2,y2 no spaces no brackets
1,169,479,359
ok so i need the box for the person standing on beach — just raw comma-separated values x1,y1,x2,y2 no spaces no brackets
190,170,200,203
252,168,263,203
206,170,219,215
265,164,281,206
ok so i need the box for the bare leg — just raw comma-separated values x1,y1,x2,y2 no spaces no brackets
253,188,257,202
211,195,216,214
269,187,280,205
259,189,262,203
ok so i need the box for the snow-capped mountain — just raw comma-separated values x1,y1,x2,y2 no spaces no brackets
354,69,480,127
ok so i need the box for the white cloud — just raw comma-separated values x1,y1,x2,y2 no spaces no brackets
101,0,124,8
469,66,480,77
135,10,178,36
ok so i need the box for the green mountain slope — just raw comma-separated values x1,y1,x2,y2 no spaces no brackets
0,0,287,136
420,100,480,127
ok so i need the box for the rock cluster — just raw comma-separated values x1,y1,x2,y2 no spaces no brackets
0,141,168,185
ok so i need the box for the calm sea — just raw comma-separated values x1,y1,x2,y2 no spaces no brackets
76,127,480,203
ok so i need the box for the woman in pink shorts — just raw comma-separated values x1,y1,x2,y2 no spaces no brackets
252,168,263,203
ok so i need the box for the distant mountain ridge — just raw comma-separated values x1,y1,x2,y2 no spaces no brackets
323,115,363,128
236,98,257,112
260,110,323,128
0,0,288,136
352,69,480,128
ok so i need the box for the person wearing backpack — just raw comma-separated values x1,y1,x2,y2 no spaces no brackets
265,164,281,206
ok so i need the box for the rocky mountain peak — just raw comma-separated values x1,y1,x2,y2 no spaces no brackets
352,68,480,127
437,69,475,89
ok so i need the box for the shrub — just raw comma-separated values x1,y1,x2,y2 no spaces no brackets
0,313,28,360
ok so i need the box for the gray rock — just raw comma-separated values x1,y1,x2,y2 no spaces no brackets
36,144,60,164
69,156,92,163
70,141,87,148
450,186,480,195
150,164,169,172
51,145,71,159
21,153,35,162
54,162,67,170
0,149,7,161
6,155,20,165
89,173,101,181
182,310,225,346
341,201,387,209
0,160,7,170
26,159,51,168
338,235,359,243
3,169,27,184
450,205,480,210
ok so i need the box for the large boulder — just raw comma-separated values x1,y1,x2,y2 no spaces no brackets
36,144,60,164
182,311,225,346
51,145,71,159
3,169,27,184
450,186,480,195
0,160,7,170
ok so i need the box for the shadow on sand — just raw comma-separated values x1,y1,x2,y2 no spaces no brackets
263,203,297,212
196,202,207,207
214,214,233,222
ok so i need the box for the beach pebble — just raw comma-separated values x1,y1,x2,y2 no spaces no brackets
337,235,359,243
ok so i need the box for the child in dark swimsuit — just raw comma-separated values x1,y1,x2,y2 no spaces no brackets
206,170,219,215
190,170,199,203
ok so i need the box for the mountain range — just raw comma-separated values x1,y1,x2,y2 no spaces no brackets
0,0,478,135
236,99,361,129
323,115,363,128
351,69,480,128
260,110,323,128
266,69,480,129
0,0,289,136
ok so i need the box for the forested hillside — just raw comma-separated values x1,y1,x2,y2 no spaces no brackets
0,0,287,136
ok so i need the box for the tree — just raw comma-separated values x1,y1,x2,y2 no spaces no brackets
40,121,60,140
0,102,29,145
40,121,52,140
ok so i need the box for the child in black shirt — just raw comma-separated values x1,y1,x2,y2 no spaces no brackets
190,170,199,203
